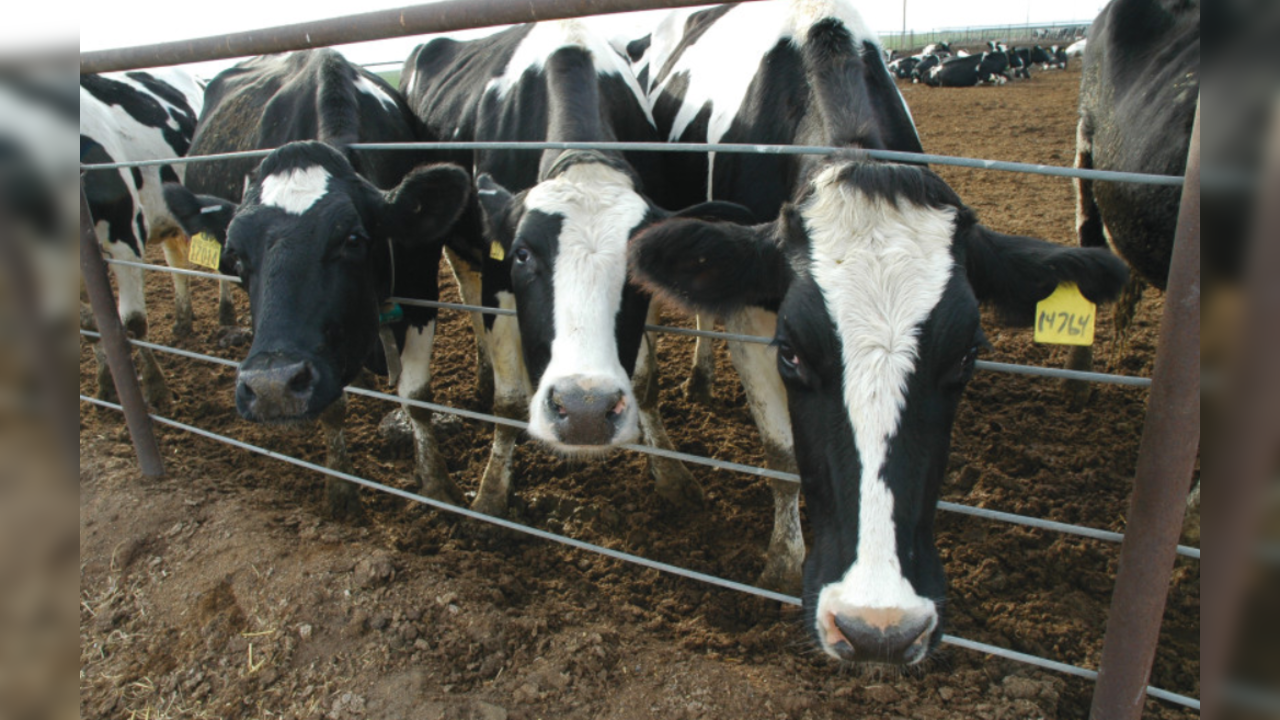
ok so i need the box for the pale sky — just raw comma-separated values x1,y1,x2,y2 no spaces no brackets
60,0,1104,77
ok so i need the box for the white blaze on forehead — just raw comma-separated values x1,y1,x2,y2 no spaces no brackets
524,163,649,447
804,164,955,622
259,165,331,215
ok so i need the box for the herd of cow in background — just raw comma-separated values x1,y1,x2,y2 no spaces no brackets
71,0,1205,668
887,38,1084,87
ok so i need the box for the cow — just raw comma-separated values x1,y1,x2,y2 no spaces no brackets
399,20,752,517
162,50,472,518
1070,0,1198,342
922,52,1010,87
631,157,1129,665
1028,45,1059,69
920,41,951,57
79,68,204,411
638,0,929,592
909,53,942,82
1065,38,1087,57
888,55,920,79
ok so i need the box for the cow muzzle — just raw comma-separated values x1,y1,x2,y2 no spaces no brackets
236,352,321,423
818,603,937,665
532,376,637,449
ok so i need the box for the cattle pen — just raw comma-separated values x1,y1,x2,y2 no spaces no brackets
76,1,1223,718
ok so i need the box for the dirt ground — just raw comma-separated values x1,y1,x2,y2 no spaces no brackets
79,66,1199,719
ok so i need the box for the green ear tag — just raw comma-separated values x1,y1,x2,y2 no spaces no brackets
489,241,506,262
378,302,404,325
1034,283,1096,346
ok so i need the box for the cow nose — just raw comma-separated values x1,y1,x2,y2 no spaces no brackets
543,380,629,447
236,354,318,421
825,607,936,665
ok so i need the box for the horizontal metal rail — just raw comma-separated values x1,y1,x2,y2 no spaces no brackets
100,258,1156,388
77,392,1200,711
79,328,1197,559
79,140,1186,186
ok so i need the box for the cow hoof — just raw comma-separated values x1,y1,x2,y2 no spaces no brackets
470,491,510,519
419,472,465,508
681,372,714,407
172,307,194,340
218,300,237,328
325,478,365,522
756,560,803,596
1064,379,1093,411
650,458,704,509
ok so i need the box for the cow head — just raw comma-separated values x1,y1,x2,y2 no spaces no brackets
166,140,469,423
476,151,751,452
631,158,1127,665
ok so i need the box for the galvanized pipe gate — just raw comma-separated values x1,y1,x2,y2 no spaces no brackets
77,1,1226,716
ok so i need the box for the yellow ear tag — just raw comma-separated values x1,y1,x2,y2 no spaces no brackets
188,232,222,271
489,241,506,262
1034,282,1096,346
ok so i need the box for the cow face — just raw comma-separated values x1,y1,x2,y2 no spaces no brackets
478,153,752,452
632,159,1127,665
170,141,469,423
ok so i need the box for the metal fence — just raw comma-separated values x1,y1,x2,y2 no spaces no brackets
878,20,1091,53
77,2,1209,718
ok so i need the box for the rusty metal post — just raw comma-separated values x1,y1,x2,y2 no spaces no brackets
1200,102,1280,716
80,0,765,74
79,179,165,478
1088,100,1200,720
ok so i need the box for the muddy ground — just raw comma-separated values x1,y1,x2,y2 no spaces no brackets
80,66,1199,719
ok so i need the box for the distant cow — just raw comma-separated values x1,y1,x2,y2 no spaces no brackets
80,69,204,409
923,52,1011,87
163,50,471,517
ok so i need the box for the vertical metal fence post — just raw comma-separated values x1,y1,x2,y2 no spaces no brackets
1200,102,1280,716
1088,100,1201,720
79,178,165,478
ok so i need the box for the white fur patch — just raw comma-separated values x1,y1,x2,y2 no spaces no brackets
486,20,654,126
397,321,437,398
355,74,400,111
523,163,649,449
803,164,955,645
259,166,331,215
655,0,879,147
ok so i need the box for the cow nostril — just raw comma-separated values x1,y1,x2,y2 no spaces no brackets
240,382,257,401
287,364,314,395
607,393,626,417
548,392,568,418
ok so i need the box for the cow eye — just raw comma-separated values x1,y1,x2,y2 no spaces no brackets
513,247,531,264
945,344,982,388
775,340,802,372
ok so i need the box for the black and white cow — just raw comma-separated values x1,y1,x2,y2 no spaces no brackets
887,55,920,79
163,50,471,516
909,53,942,82
640,0,928,591
920,42,951,57
80,68,204,409
922,52,1010,87
400,20,750,516
631,158,1128,665
1065,0,1199,387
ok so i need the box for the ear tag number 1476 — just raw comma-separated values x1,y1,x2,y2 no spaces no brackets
188,232,222,271
1034,283,1096,346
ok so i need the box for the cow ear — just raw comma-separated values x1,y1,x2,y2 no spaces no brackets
475,173,518,247
162,182,238,244
672,200,756,225
385,163,471,244
963,223,1129,326
630,218,792,315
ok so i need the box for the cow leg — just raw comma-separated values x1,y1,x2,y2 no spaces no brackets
1066,117,1105,409
318,394,363,521
399,321,464,506
1108,275,1147,367
634,315,703,508
682,312,717,406
473,295,527,517
725,307,804,594
445,248,494,407
159,231,195,339
1182,480,1200,546
107,244,171,413
218,279,237,327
